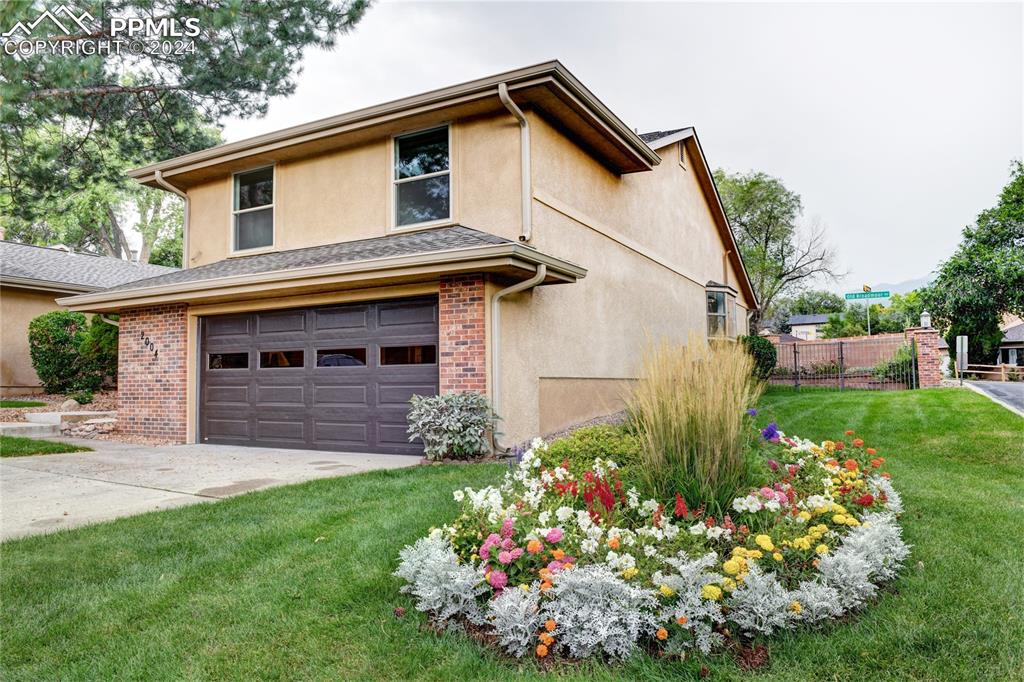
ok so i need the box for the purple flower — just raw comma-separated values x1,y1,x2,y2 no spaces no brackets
761,422,780,442
746,408,758,417
545,528,564,543
767,458,779,472
497,550,513,564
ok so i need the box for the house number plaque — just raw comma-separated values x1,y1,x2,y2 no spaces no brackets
139,331,159,358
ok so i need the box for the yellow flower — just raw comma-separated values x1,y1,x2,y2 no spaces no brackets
832,514,848,525
722,559,740,575
701,584,723,601
622,567,639,580
845,517,861,526
798,511,812,522
755,534,775,552
659,584,676,597
747,550,763,560
789,601,803,614
721,577,737,591
772,552,784,562
815,544,829,555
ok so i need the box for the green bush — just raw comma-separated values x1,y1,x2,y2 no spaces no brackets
873,345,917,383
740,335,777,380
69,390,94,405
27,311,118,393
406,392,497,461
28,311,90,393
539,424,642,473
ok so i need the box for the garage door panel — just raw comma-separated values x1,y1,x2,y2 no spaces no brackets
200,295,438,453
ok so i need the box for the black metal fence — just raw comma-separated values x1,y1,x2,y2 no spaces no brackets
770,335,919,391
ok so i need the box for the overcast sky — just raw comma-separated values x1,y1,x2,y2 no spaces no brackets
222,1,1023,295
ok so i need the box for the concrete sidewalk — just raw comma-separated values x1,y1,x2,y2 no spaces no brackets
0,439,419,541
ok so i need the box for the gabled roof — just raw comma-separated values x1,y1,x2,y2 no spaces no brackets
1002,323,1024,344
59,226,587,313
0,241,176,294
638,128,688,145
788,313,833,325
129,61,661,187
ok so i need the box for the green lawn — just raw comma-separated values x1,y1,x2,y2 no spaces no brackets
1,388,1021,680
0,400,47,408
0,435,91,458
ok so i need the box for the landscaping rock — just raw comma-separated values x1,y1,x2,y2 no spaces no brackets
60,417,117,439
60,398,80,411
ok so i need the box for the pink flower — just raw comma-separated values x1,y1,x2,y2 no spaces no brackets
545,528,564,543
500,538,516,551
787,464,799,476
760,486,774,498
479,545,491,560
488,570,508,590
510,547,524,560
500,518,515,539
486,533,501,545
547,560,564,572
767,459,779,472
498,551,513,564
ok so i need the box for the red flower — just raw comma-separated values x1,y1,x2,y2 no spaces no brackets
866,448,876,456
653,504,664,529
845,430,855,436
852,438,864,447
723,515,736,532
835,441,845,451
674,493,689,519
705,516,716,528
854,493,875,507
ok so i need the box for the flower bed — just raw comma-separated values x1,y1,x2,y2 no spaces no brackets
395,425,909,665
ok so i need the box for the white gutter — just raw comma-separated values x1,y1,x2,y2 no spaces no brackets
99,315,119,328
498,82,532,243
154,170,190,270
490,263,546,451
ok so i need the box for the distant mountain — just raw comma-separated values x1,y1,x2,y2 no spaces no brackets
873,275,933,295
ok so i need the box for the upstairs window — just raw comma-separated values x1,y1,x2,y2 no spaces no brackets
394,126,450,228
233,167,274,251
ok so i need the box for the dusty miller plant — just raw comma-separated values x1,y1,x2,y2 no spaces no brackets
407,392,498,460
541,564,659,660
486,584,544,657
393,536,487,627
653,552,725,654
724,564,793,636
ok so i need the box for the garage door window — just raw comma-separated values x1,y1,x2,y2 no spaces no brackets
316,348,368,367
260,350,304,368
380,344,437,365
209,352,248,370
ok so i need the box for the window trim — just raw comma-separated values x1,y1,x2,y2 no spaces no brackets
389,124,454,232
229,164,277,256
706,286,738,340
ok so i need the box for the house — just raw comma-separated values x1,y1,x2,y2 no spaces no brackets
788,313,832,340
59,61,758,454
999,323,1023,366
0,241,176,393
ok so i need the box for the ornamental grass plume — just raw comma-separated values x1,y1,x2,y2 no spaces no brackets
626,334,762,511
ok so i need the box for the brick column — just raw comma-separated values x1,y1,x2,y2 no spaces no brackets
118,304,188,441
439,274,486,394
909,327,943,388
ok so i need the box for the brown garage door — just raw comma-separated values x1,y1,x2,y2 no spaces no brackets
199,296,438,454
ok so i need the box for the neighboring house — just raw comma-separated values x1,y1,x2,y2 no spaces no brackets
999,323,1024,366
59,61,758,454
0,241,176,393
788,314,832,340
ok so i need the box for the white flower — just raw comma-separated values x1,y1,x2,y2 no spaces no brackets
663,522,680,540
556,506,575,523
763,500,781,512
626,488,640,509
705,526,732,541
643,545,659,557
732,495,762,513
538,511,552,526
689,523,706,536
452,490,465,502
581,537,599,554
640,499,660,515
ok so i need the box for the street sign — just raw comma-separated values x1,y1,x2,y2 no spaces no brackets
845,291,890,300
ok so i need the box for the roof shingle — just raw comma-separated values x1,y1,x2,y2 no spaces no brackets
0,241,177,291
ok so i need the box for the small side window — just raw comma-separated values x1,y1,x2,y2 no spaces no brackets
209,352,248,370
259,350,304,368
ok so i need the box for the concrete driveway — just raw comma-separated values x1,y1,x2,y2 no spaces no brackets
0,439,420,541
966,380,1024,416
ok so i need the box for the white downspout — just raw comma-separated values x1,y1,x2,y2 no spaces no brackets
490,263,546,452
497,83,532,243
99,315,119,327
154,170,190,269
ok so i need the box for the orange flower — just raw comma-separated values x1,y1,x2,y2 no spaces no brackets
562,562,574,571
845,430,855,436
607,536,620,550
656,628,669,641
540,580,553,592
826,459,839,468
676,616,688,625
843,459,859,471
539,633,554,646
812,559,821,568
866,448,877,455
853,438,864,447
544,619,557,632
527,539,543,555
538,568,552,581
536,644,549,658
551,549,565,561
881,472,891,479
870,458,883,468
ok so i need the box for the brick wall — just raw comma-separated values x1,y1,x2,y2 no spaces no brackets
118,304,188,441
909,327,943,388
439,274,487,394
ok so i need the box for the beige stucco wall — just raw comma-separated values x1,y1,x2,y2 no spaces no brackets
0,286,62,391
494,115,752,442
185,114,523,267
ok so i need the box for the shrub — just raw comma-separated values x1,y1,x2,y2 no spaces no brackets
540,424,641,473
27,311,90,393
625,335,762,511
69,390,94,405
407,392,497,460
873,345,916,383
79,316,119,389
740,335,777,380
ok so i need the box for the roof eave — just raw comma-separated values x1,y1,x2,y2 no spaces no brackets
57,243,587,313
0,275,98,295
128,61,659,185
643,128,695,150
